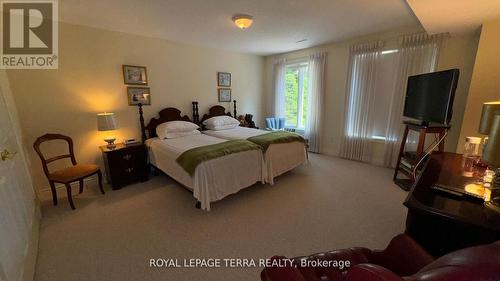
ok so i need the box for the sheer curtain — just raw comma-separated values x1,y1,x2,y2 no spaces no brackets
306,52,327,153
383,33,445,167
273,58,287,118
340,41,383,162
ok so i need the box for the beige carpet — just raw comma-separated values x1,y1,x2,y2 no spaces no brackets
35,154,407,281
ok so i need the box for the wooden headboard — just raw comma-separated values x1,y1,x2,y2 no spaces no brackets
141,107,192,141
198,100,238,126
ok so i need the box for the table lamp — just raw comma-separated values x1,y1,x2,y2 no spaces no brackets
97,112,117,149
479,102,500,136
475,102,500,167
483,114,500,212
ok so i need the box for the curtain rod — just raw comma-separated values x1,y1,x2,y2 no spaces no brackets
274,49,327,62
350,31,450,47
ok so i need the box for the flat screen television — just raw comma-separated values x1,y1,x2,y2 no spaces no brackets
403,69,459,126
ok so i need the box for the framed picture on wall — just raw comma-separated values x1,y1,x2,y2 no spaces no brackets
218,88,231,102
217,72,231,87
123,65,148,85
127,87,151,105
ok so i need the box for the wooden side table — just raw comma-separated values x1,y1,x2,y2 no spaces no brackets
100,143,148,190
404,152,500,257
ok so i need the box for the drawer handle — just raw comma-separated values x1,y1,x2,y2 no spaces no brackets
124,167,134,173
123,154,132,160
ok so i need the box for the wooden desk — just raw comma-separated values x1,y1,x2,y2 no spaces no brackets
404,152,500,257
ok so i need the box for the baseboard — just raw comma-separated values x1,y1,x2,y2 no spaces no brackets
21,203,41,281
38,175,98,202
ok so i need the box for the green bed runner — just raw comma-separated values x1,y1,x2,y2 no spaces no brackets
176,140,261,176
247,131,305,152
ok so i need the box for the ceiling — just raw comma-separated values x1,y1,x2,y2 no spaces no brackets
407,0,500,34
59,0,419,56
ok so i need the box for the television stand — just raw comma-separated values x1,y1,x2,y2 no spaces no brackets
403,120,451,128
393,122,449,191
404,120,430,127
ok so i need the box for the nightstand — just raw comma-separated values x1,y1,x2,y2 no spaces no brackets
100,143,148,190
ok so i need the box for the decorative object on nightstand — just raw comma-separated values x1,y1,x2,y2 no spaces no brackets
462,136,482,177
97,112,117,149
483,115,500,213
33,134,105,210
124,138,140,145
100,143,148,190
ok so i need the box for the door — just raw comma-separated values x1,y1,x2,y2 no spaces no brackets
0,76,37,281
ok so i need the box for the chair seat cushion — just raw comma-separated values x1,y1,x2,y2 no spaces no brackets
49,164,99,183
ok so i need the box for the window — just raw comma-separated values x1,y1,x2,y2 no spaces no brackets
371,49,398,141
284,62,309,129
344,48,399,141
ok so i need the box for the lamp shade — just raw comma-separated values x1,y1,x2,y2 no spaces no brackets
479,102,500,135
97,113,117,131
483,115,500,168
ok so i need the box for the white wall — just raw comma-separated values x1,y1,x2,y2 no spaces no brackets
6,22,265,192
264,27,479,163
458,19,500,152
439,33,481,152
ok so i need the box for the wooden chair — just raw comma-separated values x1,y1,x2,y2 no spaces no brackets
33,133,104,210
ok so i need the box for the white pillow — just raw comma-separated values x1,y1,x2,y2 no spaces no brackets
203,116,239,127
207,123,239,131
165,130,200,139
156,121,199,139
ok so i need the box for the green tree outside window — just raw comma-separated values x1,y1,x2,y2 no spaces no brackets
284,64,309,129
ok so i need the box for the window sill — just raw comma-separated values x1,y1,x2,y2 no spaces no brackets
345,135,387,144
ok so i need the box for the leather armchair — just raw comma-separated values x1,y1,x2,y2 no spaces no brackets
261,234,500,281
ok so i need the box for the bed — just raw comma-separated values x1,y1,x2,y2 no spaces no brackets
194,103,307,184
141,107,264,210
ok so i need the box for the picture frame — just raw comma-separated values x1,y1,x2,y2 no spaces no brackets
123,65,148,85
218,88,231,102
127,87,151,105
217,72,231,87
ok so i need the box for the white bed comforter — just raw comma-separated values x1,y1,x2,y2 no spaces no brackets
146,134,264,210
202,127,307,184
203,126,268,139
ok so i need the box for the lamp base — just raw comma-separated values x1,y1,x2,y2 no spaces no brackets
104,138,116,150
485,168,500,213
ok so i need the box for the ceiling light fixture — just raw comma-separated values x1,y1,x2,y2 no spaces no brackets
232,14,253,29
